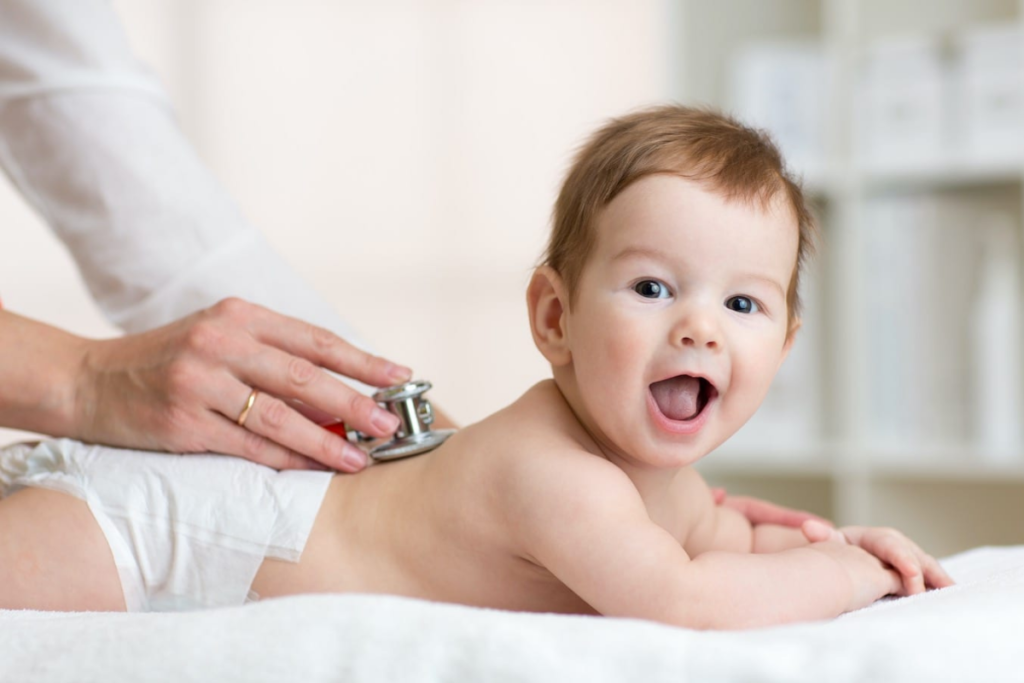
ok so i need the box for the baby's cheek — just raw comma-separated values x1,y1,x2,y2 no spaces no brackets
726,352,779,418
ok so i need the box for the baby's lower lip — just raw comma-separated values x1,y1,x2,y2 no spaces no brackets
646,388,714,435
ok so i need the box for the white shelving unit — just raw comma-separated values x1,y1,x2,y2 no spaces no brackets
674,0,1024,557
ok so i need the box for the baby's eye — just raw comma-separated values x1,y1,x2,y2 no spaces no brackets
725,296,760,314
633,279,670,299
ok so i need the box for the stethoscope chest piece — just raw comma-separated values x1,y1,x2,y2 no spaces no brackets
366,379,454,461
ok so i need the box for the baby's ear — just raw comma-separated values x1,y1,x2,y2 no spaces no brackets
526,266,572,367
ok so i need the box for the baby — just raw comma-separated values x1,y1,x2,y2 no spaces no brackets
0,105,952,627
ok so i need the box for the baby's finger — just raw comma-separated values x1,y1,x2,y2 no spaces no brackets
865,534,926,595
901,565,926,597
921,555,956,589
887,549,926,596
901,539,955,590
802,519,843,544
883,566,903,597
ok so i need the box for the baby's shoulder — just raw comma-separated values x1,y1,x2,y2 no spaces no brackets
474,380,602,455
470,382,637,506
491,380,596,446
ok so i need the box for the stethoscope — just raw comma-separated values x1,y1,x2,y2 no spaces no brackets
323,379,455,461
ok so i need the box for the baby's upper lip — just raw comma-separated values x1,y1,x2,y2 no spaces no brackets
650,370,719,392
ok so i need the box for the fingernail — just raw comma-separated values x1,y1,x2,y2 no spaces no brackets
386,363,413,383
342,445,367,470
372,408,401,434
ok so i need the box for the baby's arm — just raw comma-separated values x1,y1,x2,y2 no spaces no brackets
696,490,954,595
509,453,900,629
683,481,813,555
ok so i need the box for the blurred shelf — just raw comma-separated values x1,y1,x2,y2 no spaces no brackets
865,457,1024,483
702,446,1024,484
857,157,1024,191
800,158,1023,197
700,445,839,479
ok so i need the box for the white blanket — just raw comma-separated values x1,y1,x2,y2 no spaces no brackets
1,545,1022,682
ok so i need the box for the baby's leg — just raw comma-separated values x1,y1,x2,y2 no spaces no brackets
0,488,125,611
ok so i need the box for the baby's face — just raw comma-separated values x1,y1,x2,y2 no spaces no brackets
560,174,798,469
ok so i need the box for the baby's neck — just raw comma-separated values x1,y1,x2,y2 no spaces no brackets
547,376,690,508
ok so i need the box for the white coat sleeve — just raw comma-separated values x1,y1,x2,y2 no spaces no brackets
0,0,370,350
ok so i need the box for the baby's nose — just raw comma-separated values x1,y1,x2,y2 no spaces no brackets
682,334,719,350
674,309,721,350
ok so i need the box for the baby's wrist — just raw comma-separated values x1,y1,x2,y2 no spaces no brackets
805,543,856,608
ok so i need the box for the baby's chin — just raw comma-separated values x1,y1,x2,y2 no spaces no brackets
594,422,717,471
554,375,722,469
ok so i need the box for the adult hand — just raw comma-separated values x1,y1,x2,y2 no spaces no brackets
711,487,833,529
75,298,411,471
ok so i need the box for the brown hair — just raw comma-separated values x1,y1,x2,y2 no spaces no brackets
543,104,816,332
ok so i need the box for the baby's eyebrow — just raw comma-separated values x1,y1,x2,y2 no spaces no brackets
610,246,665,263
743,274,786,298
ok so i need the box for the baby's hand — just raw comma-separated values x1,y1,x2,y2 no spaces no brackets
805,535,903,611
802,520,955,596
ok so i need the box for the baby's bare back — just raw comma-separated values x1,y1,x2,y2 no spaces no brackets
251,381,605,614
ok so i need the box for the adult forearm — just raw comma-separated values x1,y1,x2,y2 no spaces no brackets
0,310,86,437
668,547,850,630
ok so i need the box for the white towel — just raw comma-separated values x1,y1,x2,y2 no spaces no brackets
1,545,1022,682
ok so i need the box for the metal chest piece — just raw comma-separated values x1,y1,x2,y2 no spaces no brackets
365,379,455,461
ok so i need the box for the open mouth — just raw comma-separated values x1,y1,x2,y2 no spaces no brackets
649,375,718,422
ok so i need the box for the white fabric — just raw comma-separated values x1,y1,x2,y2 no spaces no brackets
0,439,332,612
0,0,368,346
0,546,1020,682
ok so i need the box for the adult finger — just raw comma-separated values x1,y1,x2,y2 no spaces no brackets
722,495,833,528
194,410,331,471
232,344,401,440
224,385,369,472
240,304,412,388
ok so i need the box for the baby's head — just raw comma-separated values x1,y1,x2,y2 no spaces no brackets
527,105,816,469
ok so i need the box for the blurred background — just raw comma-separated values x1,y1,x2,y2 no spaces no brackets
1,0,1023,555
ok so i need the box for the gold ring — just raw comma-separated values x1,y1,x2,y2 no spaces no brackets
236,389,259,427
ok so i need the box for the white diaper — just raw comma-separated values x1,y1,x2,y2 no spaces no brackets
0,439,333,612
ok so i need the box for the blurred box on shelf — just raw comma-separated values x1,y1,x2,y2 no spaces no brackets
856,35,950,172
861,193,1022,462
862,194,977,452
729,41,830,184
969,213,1023,462
953,23,1024,163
